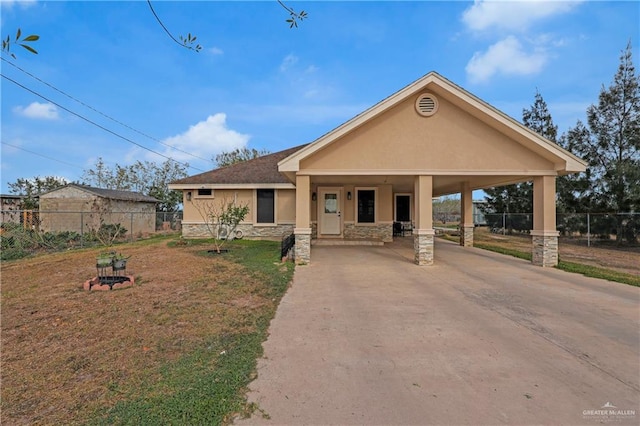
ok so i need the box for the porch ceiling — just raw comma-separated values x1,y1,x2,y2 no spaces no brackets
308,174,534,196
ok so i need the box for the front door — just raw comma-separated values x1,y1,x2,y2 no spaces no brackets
319,188,342,236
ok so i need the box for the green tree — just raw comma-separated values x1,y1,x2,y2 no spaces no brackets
557,121,592,213
215,148,270,168
482,90,559,232
573,42,640,243
7,176,68,209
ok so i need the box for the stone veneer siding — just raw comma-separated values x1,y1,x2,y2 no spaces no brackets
182,223,294,240
531,234,558,267
460,225,474,247
343,223,393,242
294,233,311,264
414,231,434,265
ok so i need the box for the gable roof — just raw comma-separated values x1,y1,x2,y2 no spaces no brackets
278,71,587,175
40,184,159,203
169,144,308,188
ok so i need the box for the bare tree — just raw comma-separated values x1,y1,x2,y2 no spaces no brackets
191,196,249,253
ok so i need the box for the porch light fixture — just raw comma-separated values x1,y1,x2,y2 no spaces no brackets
186,191,192,201
312,192,317,201
347,191,352,200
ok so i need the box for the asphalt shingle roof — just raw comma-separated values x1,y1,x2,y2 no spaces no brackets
171,144,308,185
41,184,159,203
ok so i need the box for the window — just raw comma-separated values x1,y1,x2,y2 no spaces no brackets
256,189,275,223
324,193,337,213
357,189,375,223
395,195,411,222
197,188,212,196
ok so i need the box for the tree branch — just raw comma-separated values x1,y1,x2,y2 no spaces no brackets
146,0,201,52
277,0,308,28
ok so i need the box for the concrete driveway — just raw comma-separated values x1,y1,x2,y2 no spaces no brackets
237,239,640,425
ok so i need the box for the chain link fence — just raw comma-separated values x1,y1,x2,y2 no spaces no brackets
478,212,639,246
1,210,183,260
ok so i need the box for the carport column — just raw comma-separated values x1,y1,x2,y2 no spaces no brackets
414,175,435,265
294,175,312,264
531,175,559,267
460,181,474,247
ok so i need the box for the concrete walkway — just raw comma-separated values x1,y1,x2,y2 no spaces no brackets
237,239,640,425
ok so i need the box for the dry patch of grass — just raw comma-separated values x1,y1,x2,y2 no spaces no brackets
1,236,293,425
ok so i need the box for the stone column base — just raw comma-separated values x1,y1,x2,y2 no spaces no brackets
460,225,474,247
531,231,559,267
414,229,435,266
294,228,312,265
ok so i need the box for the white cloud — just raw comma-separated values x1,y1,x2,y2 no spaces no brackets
158,113,249,162
0,0,37,9
462,0,582,33
13,102,59,120
279,54,299,72
208,46,224,55
466,36,547,83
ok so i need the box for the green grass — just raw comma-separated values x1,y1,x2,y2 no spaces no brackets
467,240,639,287
473,242,533,261
94,332,269,426
91,239,294,425
438,234,459,243
557,260,640,287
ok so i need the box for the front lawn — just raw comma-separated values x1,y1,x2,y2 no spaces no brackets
1,237,294,425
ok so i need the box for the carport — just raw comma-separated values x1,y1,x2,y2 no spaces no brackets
278,72,586,267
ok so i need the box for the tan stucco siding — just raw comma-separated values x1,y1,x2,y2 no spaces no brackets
377,185,393,222
184,189,297,225
277,189,296,223
184,189,254,223
300,95,555,173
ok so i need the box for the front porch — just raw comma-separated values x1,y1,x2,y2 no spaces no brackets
292,174,560,268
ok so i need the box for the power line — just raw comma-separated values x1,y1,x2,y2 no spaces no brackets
1,140,85,170
1,73,205,172
1,56,213,164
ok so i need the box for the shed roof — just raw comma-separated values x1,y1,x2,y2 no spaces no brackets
40,184,159,203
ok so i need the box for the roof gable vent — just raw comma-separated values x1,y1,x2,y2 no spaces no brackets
415,93,438,117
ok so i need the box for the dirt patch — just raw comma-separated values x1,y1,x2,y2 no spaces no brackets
1,237,275,425
474,227,640,276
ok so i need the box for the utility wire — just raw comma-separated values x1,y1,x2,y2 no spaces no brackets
1,140,85,170
1,56,213,163
1,73,204,172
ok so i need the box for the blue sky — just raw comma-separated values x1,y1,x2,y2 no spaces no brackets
1,0,638,194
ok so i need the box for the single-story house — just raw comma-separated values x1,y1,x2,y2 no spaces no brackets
169,72,587,267
39,184,158,235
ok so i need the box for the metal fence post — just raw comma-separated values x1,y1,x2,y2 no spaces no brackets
130,212,134,242
80,211,84,248
587,212,591,247
503,212,506,235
